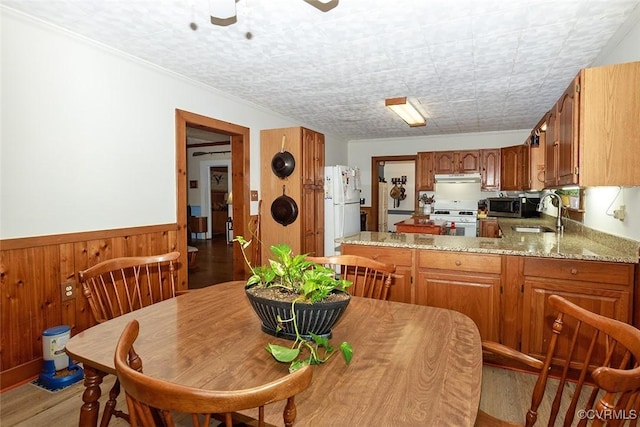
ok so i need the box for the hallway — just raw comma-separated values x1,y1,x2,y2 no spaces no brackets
188,236,234,289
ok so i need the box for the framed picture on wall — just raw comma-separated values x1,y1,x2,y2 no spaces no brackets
189,180,198,189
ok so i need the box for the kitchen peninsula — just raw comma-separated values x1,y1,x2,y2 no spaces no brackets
339,218,639,361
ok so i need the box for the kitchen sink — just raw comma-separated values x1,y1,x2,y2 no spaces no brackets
511,225,556,233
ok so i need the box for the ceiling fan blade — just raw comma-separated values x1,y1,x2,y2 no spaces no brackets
210,0,237,26
304,0,339,12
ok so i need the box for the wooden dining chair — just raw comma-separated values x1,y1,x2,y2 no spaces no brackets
77,251,181,425
305,254,396,300
476,294,640,427
114,320,314,427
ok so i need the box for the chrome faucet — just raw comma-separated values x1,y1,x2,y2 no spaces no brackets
538,192,564,232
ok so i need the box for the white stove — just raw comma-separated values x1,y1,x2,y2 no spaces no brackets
431,200,478,236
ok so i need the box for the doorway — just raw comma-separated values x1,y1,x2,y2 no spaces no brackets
188,158,234,288
370,155,416,232
175,109,250,289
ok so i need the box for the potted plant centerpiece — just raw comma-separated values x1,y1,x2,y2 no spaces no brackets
235,236,353,372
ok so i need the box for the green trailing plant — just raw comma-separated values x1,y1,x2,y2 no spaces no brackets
235,236,353,372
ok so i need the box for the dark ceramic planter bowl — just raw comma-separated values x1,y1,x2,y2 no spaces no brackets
245,288,351,340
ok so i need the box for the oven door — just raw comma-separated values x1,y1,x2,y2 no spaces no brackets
443,220,477,237
455,222,477,237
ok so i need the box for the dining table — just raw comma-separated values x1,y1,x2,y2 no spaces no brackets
65,280,483,426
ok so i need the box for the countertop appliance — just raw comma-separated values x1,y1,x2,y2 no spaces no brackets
487,197,541,218
324,165,361,256
430,199,478,236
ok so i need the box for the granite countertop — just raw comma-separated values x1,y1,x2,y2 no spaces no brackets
338,217,639,264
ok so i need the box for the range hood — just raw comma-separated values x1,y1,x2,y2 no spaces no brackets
434,173,482,183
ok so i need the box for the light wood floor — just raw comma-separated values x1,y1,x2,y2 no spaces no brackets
0,365,575,426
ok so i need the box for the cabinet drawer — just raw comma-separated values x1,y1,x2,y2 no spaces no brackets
419,251,501,274
523,258,634,286
341,245,413,267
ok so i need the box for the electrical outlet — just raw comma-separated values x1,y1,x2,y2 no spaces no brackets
61,281,76,301
613,205,626,221
250,190,259,201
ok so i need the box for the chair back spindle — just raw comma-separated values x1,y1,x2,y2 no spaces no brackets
79,252,180,324
477,294,640,427
306,255,395,301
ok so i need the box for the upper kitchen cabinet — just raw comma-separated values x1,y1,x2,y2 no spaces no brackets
434,150,480,174
545,61,640,187
545,78,579,187
416,151,434,191
501,144,529,191
260,127,325,262
480,149,500,190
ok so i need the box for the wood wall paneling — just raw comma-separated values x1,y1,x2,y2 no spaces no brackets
0,225,180,390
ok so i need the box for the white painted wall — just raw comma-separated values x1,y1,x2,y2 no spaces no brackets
0,8,347,239
583,187,640,241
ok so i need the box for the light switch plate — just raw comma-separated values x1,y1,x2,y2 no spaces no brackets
250,190,259,201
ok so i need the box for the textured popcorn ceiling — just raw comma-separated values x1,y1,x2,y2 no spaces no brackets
3,0,639,140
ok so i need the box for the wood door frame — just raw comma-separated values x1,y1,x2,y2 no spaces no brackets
370,155,416,232
176,109,250,281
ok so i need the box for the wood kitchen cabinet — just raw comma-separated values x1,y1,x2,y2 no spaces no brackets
479,218,500,238
545,78,579,187
341,244,414,304
480,149,500,190
544,61,640,187
500,144,529,191
520,258,634,363
301,129,324,258
415,151,434,191
260,127,324,261
416,251,501,341
434,150,480,174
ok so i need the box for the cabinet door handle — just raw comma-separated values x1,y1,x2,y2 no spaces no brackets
455,260,462,266
570,268,578,275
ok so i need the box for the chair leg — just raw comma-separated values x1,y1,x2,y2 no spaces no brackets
100,378,129,427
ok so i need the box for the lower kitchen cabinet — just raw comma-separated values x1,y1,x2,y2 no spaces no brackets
520,257,634,364
341,244,414,304
340,242,637,369
416,251,501,341
479,218,500,238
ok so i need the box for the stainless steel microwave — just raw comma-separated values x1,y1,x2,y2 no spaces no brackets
487,197,540,218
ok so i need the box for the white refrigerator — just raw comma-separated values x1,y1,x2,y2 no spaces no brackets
324,165,361,256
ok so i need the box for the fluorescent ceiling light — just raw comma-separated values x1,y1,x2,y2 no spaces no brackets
210,0,237,26
385,97,426,127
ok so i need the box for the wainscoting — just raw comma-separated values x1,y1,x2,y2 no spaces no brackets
0,224,184,389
